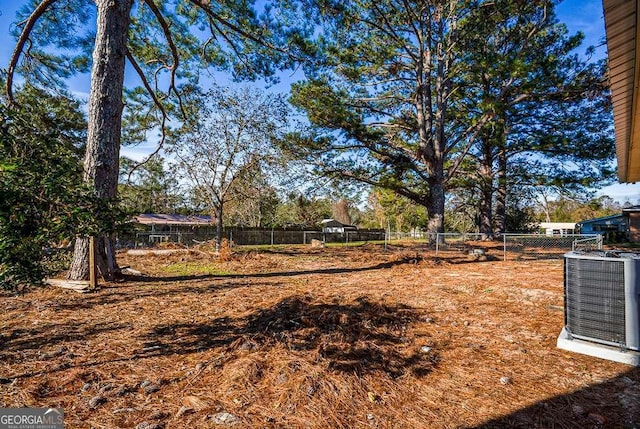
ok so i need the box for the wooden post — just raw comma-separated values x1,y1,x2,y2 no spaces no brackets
503,233,507,262
89,236,97,289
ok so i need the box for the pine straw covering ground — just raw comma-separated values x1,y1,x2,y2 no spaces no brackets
1,243,639,429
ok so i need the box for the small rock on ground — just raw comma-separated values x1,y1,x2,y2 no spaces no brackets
144,384,161,394
88,395,106,409
135,422,165,429
113,408,137,414
175,406,193,418
98,383,113,394
148,410,169,420
211,412,239,425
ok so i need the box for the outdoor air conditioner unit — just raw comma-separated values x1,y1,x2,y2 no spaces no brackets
557,251,640,366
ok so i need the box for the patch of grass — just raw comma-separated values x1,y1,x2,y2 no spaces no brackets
162,262,234,276
324,240,385,248
325,239,428,248
230,240,407,252
233,244,293,252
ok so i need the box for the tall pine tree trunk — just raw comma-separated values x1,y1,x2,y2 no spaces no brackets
478,174,494,239
478,137,494,240
68,0,133,281
427,178,446,235
494,147,508,235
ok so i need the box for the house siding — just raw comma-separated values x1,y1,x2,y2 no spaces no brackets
629,212,640,242
578,214,629,243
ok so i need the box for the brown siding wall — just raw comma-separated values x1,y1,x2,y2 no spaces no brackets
628,213,640,242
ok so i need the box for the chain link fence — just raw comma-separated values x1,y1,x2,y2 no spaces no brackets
124,228,387,248
122,227,603,261
407,232,604,261
501,234,603,261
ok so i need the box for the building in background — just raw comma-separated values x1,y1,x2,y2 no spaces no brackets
131,213,213,244
622,205,640,242
538,222,578,236
321,219,358,234
577,214,628,242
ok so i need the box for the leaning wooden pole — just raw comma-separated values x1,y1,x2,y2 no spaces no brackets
89,236,97,290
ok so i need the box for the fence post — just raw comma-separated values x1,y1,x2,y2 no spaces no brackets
271,228,274,246
503,234,507,261
384,228,388,251
435,233,439,256
89,236,97,290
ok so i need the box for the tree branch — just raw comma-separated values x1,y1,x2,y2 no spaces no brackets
370,1,419,62
141,0,191,119
142,1,177,92
125,49,168,179
444,113,495,181
6,0,59,105
325,167,427,205
187,0,289,55
208,17,253,74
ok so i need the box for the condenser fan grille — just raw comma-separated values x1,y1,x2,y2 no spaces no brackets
565,258,626,345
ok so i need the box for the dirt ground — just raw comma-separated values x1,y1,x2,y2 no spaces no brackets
1,243,639,429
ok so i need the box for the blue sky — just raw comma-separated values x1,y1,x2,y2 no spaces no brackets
2,0,640,204
555,0,640,203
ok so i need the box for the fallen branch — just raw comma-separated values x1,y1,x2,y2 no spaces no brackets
45,278,92,293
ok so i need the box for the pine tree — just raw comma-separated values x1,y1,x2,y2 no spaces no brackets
453,0,614,236
287,0,498,234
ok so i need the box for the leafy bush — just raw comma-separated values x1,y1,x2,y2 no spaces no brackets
0,83,90,290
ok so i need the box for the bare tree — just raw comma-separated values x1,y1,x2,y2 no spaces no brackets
167,86,289,250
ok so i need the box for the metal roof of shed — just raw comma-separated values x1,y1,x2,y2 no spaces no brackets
133,214,212,226
577,213,625,225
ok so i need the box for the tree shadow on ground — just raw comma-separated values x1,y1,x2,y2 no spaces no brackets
0,320,131,355
2,295,436,381
467,366,640,429
121,257,418,283
0,319,134,379
141,295,438,378
45,258,419,311
48,278,273,311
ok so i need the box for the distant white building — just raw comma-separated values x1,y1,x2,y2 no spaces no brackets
539,222,577,236
321,219,357,233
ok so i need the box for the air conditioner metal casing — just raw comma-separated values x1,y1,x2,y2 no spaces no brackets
563,251,640,351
